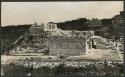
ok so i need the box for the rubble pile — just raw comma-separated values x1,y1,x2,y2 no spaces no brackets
10,31,49,54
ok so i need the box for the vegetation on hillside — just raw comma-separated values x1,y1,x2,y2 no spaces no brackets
1,24,32,53
1,17,123,54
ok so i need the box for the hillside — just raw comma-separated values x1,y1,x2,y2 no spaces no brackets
9,29,49,55
1,25,32,53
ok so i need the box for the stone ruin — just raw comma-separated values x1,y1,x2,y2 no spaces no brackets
10,23,49,55
48,36,88,56
9,22,116,56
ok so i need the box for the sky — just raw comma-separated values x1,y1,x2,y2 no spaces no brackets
1,1,123,26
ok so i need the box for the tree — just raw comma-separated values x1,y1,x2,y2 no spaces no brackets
101,19,112,27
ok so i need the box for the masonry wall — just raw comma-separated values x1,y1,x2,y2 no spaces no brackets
48,36,87,56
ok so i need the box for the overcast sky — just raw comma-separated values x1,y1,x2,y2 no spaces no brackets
1,1,123,26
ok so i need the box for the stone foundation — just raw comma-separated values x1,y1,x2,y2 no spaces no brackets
48,36,87,56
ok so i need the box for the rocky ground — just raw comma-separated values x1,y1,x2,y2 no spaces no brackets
1,48,124,77
1,48,123,65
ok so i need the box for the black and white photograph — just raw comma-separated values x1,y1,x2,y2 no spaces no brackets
1,1,124,77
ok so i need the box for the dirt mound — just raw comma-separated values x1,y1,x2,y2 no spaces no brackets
10,31,49,54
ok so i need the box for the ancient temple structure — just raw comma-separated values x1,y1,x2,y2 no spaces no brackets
10,22,115,56
29,22,45,35
46,22,58,35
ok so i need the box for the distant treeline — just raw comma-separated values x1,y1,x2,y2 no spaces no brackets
57,18,89,31
56,18,113,31
1,24,32,53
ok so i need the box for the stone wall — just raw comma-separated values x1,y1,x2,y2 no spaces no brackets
48,36,87,56
29,26,44,34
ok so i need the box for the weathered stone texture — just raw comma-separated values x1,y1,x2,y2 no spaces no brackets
48,36,87,55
